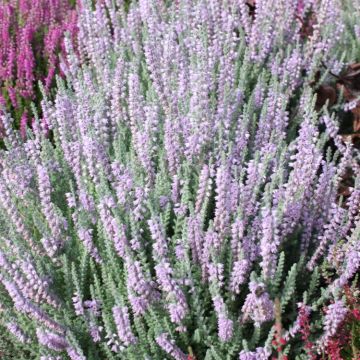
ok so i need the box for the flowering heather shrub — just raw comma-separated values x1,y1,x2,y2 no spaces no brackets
0,0,359,359
0,0,77,137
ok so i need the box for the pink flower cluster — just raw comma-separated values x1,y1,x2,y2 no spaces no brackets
0,0,77,135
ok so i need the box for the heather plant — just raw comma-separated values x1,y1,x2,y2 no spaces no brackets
0,0,78,138
0,0,359,359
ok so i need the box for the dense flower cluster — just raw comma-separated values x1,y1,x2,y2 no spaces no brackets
0,0,359,359
0,0,77,136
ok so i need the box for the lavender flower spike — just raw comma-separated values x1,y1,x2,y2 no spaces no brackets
156,333,187,360
241,281,275,327
112,305,137,346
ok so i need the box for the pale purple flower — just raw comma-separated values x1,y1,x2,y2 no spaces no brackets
133,186,148,221
37,164,67,241
307,203,347,271
36,328,68,351
218,315,234,342
6,322,30,343
112,306,137,346
41,237,63,258
125,257,159,316
239,346,270,360
0,181,41,253
195,164,212,213
186,215,204,263
0,0,357,357
168,300,188,324
208,263,225,288
1,278,64,332
65,192,76,208
19,257,59,307
212,296,233,342
241,282,274,327
89,323,103,343
155,260,188,324
319,300,348,348
2,163,33,198
214,164,231,237
67,346,87,360
229,259,250,294
98,199,128,257
333,246,360,290
155,333,187,360
260,208,280,280
72,292,84,316
148,218,168,258
175,244,186,260
84,299,101,317
77,228,102,263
